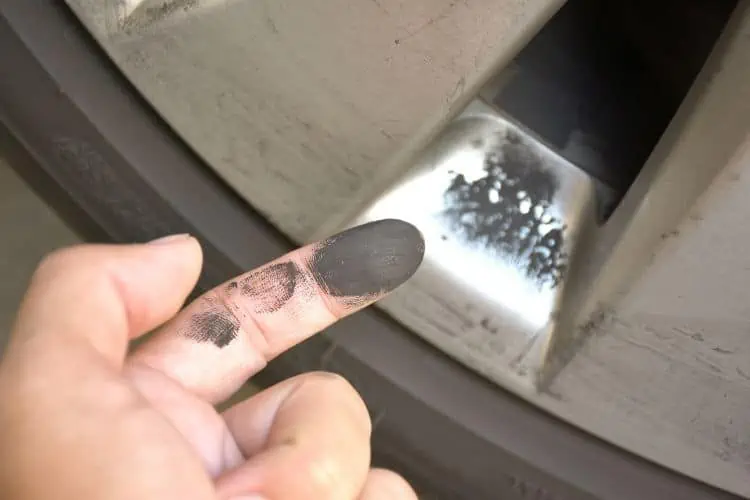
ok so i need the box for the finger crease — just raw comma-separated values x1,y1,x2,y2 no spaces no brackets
214,288,272,361
295,258,342,324
103,267,135,353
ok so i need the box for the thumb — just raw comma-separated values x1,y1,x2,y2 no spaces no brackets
6,234,203,369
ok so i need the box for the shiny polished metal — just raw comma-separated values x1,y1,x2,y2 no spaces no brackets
62,0,750,492
348,100,598,391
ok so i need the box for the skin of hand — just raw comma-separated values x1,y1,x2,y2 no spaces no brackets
0,224,424,500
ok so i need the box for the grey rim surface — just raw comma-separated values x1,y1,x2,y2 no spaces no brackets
0,2,739,499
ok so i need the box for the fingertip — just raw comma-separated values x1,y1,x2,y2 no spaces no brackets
29,234,202,287
144,233,203,268
306,219,425,301
146,234,205,276
216,371,372,499
146,233,193,246
125,234,204,330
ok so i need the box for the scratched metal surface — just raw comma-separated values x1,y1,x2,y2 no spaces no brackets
537,7,750,492
67,0,563,242
322,3,750,495
65,0,750,495
352,100,598,391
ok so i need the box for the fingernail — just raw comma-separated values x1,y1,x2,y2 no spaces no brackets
307,219,425,298
147,233,192,245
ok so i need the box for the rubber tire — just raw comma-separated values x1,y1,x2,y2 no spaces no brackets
0,2,738,499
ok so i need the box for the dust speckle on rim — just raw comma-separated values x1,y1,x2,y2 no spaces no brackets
443,129,568,288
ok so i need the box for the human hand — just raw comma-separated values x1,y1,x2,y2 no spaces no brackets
0,220,424,500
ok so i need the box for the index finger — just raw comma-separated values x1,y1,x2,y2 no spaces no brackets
127,219,424,403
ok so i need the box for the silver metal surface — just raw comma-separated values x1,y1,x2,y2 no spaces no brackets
350,100,597,390
63,0,750,492
70,0,221,35
120,0,223,31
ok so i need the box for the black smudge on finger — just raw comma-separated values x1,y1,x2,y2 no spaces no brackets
185,309,239,348
307,219,425,302
235,261,301,313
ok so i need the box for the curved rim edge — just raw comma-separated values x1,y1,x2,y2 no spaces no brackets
0,2,739,499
